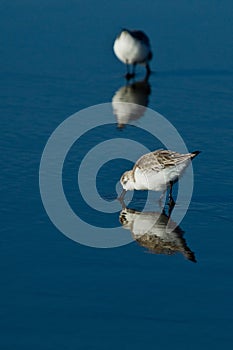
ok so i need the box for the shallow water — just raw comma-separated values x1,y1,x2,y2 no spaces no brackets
1,1,233,349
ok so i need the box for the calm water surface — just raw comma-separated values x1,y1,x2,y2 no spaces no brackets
1,1,233,349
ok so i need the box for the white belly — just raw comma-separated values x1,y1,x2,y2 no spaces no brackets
134,168,168,191
133,162,190,191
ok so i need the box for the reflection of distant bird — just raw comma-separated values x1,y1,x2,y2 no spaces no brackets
112,79,151,128
119,150,200,201
119,207,196,262
113,29,152,80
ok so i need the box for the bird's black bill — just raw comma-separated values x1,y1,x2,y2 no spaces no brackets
117,189,126,202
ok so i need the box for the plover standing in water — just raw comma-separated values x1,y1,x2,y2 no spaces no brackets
113,29,152,80
119,149,200,201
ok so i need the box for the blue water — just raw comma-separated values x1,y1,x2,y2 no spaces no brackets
1,1,233,349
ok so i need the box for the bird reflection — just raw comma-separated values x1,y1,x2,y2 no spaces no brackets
112,78,151,129
119,203,196,263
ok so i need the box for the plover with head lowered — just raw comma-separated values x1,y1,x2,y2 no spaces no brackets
119,149,200,201
113,29,152,80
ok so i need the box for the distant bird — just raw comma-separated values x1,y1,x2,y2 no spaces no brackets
112,78,151,128
119,206,196,262
119,149,200,200
113,29,152,80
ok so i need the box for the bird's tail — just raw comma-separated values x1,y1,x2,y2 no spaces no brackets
191,150,201,159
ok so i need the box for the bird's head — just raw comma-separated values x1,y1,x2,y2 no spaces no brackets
120,170,135,190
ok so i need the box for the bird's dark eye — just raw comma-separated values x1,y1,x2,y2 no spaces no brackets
123,180,127,185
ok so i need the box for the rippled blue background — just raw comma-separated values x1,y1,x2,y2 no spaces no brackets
1,1,233,349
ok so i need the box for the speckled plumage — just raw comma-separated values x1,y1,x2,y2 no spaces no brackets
120,149,200,192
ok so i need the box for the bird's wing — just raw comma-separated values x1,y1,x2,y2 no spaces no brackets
130,30,151,46
132,149,194,176
133,149,164,174
153,149,194,166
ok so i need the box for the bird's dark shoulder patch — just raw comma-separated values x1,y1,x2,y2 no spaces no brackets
129,30,150,45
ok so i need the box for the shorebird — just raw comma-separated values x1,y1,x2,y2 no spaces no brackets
113,29,152,80
119,149,200,201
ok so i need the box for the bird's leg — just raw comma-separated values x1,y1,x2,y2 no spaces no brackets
168,181,175,208
131,63,136,78
126,62,130,74
125,61,136,80
125,61,132,81
169,181,173,197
